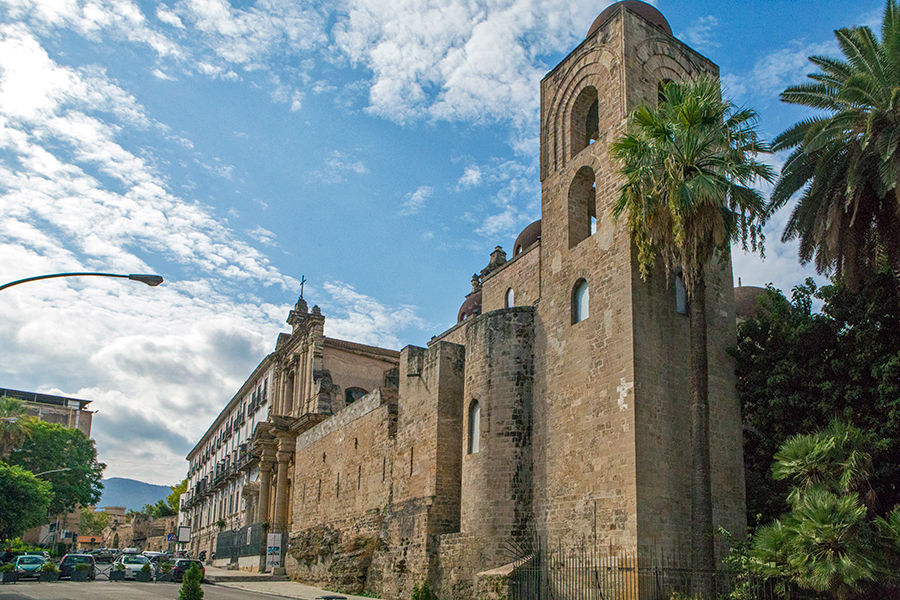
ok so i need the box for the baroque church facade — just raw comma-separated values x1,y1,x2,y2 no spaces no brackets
181,2,746,597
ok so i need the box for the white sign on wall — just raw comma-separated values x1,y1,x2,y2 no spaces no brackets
178,526,191,543
266,533,282,568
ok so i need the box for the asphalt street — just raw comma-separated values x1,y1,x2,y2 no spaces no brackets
0,581,271,600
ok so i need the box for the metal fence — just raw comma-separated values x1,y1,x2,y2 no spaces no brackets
215,522,266,562
507,538,804,600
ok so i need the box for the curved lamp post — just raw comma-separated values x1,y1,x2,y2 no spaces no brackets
0,272,164,292
34,468,73,477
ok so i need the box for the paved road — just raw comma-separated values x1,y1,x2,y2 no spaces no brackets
0,580,274,600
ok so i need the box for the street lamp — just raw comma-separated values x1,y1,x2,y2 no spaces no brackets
34,468,73,477
0,272,164,292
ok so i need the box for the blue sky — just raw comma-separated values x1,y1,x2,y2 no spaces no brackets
0,0,883,485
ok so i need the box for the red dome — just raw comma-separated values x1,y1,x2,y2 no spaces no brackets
587,1,672,39
734,286,767,320
457,291,482,323
513,220,542,257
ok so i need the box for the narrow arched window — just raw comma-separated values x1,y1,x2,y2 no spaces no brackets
571,86,599,157
468,400,480,454
568,167,597,249
505,288,515,308
572,279,589,324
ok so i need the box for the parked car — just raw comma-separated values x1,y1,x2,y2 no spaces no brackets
172,559,205,583
91,549,115,563
59,554,96,580
113,553,151,579
13,554,46,579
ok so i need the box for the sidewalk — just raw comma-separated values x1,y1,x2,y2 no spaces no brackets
204,565,374,600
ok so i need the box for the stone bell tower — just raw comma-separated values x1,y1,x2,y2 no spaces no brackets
531,0,746,555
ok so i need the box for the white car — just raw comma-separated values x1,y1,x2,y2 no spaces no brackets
113,553,151,579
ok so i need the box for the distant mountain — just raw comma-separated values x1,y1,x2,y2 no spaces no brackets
99,478,171,511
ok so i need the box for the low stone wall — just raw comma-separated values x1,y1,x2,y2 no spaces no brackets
473,563,514,600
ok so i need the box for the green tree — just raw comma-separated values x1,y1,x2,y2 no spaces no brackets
179,562,204,600
610,76,773,594
167,479,187,513
732,273,900,526
141,498,176,518
747,421,900,599
0,462,52,541
770,0,900,291
5,420,105,514
78,509,110,536
0,396,33,458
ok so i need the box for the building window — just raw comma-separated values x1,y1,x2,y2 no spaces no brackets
468,400,481,454
675,272,688,315
568,166,597,249
658,79,673,105
571,85,599,157
572,279,589,324
345,387,368,405
505,288,515,308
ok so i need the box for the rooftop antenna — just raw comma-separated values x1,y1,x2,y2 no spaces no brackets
299,275,306,299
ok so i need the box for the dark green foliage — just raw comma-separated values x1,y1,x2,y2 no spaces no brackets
742,422,900,599
167,479,187,513
733,273,900,525
179,563,203,600
140,498,177,518
4,420,105,515
0,463,52,540
411,581,435,600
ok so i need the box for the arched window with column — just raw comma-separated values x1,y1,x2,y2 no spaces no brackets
572,278,589,324
467,400,481,454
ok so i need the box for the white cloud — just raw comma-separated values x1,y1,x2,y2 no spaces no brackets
308,149,368,184
398,185,432,216
247,225,277,246
152,68,177,80
721,39,838,102
156,6,185,29
0,29,306,483
333,0,604,125
457,165,482,189
321,281,426,349
679,15,719,50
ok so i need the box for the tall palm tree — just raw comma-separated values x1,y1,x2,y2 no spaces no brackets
610,77,773,595
0,395,32,458
770,0,900,292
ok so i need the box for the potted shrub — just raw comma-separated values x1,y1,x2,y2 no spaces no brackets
157,561,173,582
109,562,126,581
0,562,17,584
135,562,152,582
39,561,59,582
71,562,91,582
179,563,203,600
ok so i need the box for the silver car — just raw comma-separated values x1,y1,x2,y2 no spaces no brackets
113,553,151,579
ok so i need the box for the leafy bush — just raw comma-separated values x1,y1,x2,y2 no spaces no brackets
39,561,58,572
75,562,90,572
0,563,14,573
411,581,434,600
161,561,172,573
179,563,203,600
140,562,151,572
